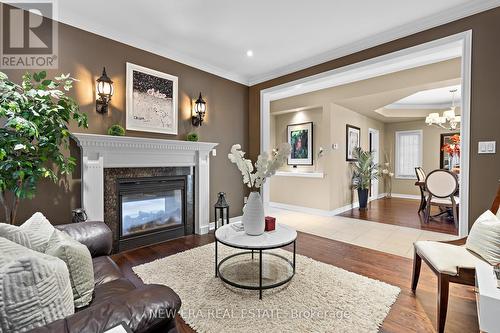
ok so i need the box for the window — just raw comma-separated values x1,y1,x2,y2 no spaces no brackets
395,130,423,179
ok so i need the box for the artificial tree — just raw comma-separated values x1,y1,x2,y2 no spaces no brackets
351,147,380,210
0,71,88,225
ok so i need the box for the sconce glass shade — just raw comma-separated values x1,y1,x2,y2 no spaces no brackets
194,92,206,115
96,67,114,97
192,92,206,126
96,67,114,113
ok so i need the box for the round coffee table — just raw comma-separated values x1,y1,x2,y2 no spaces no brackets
214,223,297,299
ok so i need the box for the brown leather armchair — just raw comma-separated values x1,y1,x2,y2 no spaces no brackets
29,221,181,333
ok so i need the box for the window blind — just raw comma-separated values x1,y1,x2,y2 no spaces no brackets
395,130,422,179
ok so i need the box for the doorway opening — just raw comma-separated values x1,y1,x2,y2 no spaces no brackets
261,32,471,257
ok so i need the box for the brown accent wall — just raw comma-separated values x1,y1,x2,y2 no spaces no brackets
2,16,248,225
249,7,500,227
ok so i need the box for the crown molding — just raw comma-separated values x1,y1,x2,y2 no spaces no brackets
248,0,500,86
385,102,459,110
36,9,250,85
18,1,500,86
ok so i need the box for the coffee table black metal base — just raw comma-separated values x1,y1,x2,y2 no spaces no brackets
215,239,296,299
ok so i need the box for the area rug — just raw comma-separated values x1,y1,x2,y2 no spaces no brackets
133,244,400,333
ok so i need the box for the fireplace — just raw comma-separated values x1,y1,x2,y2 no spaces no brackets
72,133,217,250
118,176,187,250
103,167,194,252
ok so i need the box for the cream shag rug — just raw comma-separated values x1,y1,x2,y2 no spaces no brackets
133,244,400,333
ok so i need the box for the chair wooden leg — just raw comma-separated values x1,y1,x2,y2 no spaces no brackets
425,196,432,224
411,249,422,292
452,202,459,229
437,273,450,333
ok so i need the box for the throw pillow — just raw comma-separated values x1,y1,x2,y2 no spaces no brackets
466,210,500,265
0,223,33,248
19,212,55,252
45,229,94,308
0,237,74,332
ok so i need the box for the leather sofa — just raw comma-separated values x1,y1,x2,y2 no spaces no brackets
29,221,181,333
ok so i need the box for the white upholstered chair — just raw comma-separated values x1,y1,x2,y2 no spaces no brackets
412,183,500,333
424,169,459,228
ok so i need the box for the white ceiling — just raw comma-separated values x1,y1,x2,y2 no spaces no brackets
385,84,462,109
50,0,500,85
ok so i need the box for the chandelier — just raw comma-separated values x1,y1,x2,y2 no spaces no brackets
425,89,461,130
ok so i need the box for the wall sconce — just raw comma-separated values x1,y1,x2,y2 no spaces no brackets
191,92,206,126
96,67,114,113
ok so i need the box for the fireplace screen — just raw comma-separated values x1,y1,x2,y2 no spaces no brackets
121,190,182,236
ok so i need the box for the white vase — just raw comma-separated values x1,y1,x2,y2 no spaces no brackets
242,191,265,236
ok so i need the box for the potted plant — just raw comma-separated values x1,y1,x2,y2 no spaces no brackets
351,147,379,210
0,71,88,224
228,143,290,235
107,124,125,136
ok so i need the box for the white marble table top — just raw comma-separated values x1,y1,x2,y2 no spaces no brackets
215,223,297,249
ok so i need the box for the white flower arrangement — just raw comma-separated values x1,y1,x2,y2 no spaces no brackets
381,152,394,197
228,143,291,191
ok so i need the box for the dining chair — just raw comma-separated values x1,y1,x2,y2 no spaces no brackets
415,167,426,213
424,169,459,228
411,182,500,333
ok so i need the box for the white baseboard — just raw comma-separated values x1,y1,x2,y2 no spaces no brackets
269,202,338,216
372,193,388,200
390,193,421,200
269,193,389,217
208,216,242,231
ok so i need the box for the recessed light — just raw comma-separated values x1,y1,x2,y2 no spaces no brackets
246,50,254,57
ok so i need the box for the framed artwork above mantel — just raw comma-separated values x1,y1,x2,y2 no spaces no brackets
126,63,178,135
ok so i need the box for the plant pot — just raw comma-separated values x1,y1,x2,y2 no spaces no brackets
358,188,369,210
242,192,265,236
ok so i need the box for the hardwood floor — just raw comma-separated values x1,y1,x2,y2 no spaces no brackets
112,231,476,333
339,197,458,235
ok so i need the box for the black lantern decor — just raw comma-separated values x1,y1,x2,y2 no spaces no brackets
214,192,229,231
96,67,114,113
192,92,206,126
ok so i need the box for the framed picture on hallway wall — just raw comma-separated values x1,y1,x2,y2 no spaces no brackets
126,63,178,135
287,122,313,165
346,124,361,161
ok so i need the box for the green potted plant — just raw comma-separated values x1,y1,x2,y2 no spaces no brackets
186,132,199,142
108,124,125,136
0,71,88,224
351,147,379,210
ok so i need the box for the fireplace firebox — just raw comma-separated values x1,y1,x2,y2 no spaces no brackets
116,175,191,251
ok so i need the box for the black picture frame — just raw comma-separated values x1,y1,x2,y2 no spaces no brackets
346,124,361,161
287,122,313,166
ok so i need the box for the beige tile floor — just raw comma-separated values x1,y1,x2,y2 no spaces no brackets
267,207,458,258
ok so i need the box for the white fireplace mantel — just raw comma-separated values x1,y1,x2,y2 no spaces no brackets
72,133,218,235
